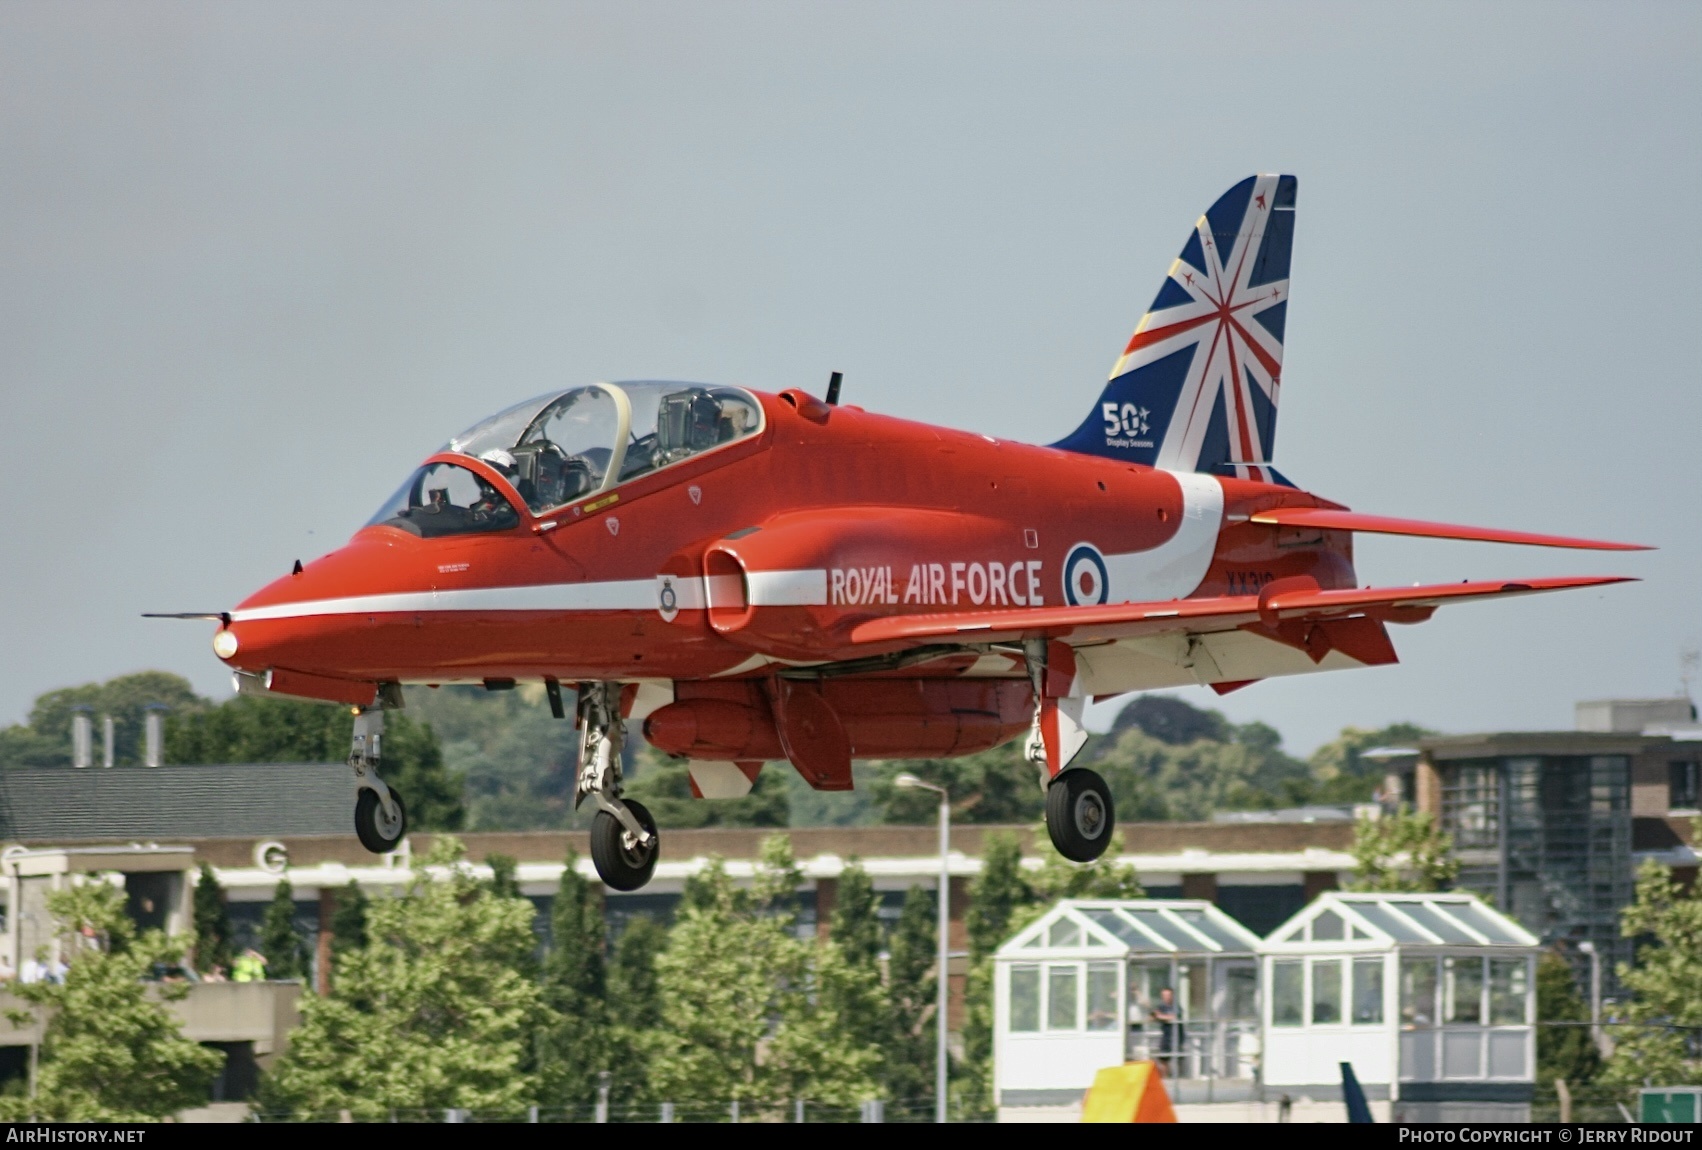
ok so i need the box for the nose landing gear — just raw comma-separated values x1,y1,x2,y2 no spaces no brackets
576,682,659,891
350,707,408,853
355,786,408,852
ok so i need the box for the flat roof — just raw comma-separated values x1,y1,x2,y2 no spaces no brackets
1417,731,1690,759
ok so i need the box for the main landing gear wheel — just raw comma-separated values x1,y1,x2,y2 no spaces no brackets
591,798,660,892
1045,768,1115,863
355,788,408,853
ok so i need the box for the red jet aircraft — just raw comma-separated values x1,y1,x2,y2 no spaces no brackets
153,174,1642,890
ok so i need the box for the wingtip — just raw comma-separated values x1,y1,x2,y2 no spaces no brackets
1572,539,1655,552
1515,575,1640,592
1248,508,1653,553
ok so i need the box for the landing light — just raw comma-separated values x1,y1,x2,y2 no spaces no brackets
213,630,239,659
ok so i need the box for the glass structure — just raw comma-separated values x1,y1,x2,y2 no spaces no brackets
1439,755,1632,993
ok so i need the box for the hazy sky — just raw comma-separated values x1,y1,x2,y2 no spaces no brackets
2,2,1697,754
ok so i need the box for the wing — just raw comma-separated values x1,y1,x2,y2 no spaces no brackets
1246,508,1649,551
849,574,1633,649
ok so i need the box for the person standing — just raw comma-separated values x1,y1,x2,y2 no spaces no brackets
232,948,267,983
1150,986,1182,1077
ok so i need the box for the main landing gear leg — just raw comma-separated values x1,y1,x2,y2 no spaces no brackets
576,682,660,891
1023,639,1116,864
350,707,408,853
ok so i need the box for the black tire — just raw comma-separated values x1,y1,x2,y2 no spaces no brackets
590,798,660,891
354,787,407,853
1045,768,1115,862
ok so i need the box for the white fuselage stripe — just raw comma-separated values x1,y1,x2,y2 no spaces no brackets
230,580,659,622
228,568,832,623
1103,470,1223,601
746,568,828,607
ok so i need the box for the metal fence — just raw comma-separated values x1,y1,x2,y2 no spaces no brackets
251,1098,944,1123
1125,1019,1260,1080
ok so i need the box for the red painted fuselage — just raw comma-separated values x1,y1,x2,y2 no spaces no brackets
223,388,1350,693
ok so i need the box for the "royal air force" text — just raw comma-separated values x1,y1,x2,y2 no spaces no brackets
830,561,1045,607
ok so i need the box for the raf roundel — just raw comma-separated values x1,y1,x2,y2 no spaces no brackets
1062,543,1110,606
656,575,681,623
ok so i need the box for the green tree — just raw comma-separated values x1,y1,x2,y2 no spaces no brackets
330,881,368,958
885,885,938,1114
830,859,882,968
766,932,886,1114
1349,809,1459,892
537,849,610,1112
0,672,204,769
865,696,1429,826
404,683,579,831
959,831,1031,1119
486,853,521,899
965,832,1031,965
622,746,789,828
0,879,221,1120
608,916,666,1036
1029,826,1145,904
754,837,885,1112
260,879,306,980
645,856,783,1112
955,826,1143,1118
1307,723,1434,804
191,863,233,975
1601,857,1702,1090
604,915,667,1112
1087,721,1310,821
827,860,890,1099
1537,950,1600,1087
646,838,882,1115
786,763,885,827
167,696,464,831
872,744,1046,825
1112,694,1232,744
259,837,544,1119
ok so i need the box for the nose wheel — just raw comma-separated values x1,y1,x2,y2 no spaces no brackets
1045,767,1115,863
590,797,659,891
575,682,661,891
355,786,408,852
348,704,408,855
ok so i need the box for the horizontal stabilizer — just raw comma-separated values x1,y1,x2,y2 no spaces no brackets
1246,508,1648,551
849,574,1634,647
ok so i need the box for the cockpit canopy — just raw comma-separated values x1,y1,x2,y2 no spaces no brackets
367,381,763,536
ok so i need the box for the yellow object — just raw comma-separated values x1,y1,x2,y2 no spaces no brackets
1081,1061,1177,1123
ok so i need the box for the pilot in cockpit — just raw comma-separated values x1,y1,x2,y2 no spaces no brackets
718,400,752,443
479,448,519,481
427,382,763,520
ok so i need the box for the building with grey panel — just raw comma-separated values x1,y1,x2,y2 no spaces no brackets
1380,699,1701,998
0,763,350,842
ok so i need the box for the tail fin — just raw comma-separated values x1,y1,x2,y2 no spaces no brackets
1054,174,1296,484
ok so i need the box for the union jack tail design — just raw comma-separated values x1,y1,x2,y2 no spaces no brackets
1054,174,1296,484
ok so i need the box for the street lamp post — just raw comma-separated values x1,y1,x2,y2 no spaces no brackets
1578,940,1603,1056
895,773,949,1124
